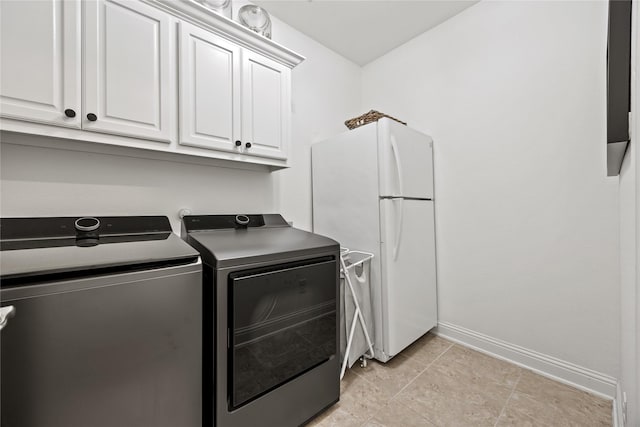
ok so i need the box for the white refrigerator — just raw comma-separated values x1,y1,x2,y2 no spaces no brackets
312,118,437,362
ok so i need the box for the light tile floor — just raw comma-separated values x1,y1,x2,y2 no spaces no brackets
308,334,612,427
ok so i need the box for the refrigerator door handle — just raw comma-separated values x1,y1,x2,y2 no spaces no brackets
390,135,404,196
393,198,404,260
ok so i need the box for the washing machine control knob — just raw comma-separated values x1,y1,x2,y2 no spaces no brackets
75,217,100,232
235,215,250,226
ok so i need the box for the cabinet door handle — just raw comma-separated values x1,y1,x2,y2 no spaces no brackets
245,142,252,149
235,140,242,147
87,113,97,122
64,109,76,118
0,306,16,331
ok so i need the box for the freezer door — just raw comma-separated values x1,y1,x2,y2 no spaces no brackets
379,199,437,357
377,118,434,199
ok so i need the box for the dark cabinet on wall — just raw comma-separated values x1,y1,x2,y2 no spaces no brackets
607,0,632,176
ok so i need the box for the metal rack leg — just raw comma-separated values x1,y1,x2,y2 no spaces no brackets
339,254,375,380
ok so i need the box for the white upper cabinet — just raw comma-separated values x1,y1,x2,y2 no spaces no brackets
0,0,81,128
241,51,290,160
179,27,291,161
179,21,241,152
0,0,303,168
83,0,174,143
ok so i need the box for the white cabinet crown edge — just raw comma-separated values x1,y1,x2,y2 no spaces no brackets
143,0,305,68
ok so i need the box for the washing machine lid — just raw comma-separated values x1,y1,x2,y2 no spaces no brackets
183,214,339,268
1,216,199,285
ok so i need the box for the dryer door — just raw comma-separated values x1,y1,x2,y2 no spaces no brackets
228,258,337,409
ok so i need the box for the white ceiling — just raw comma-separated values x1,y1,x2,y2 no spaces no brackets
253,0,479,66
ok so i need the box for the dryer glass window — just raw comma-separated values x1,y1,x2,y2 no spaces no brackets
228,258,337,409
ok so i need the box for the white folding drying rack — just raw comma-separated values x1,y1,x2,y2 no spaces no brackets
339,247,375,380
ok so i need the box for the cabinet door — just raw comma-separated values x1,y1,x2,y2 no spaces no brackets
0,0,81,128
84,0,174,143
178,22,241,152
241,51,290,160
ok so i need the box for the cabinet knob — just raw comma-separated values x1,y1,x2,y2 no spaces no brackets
245,142,252,149
235,140,242,147
86,113,97,122
64,109,76,118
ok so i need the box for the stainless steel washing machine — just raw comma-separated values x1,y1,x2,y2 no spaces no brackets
182,214,339,427
0,216,202,427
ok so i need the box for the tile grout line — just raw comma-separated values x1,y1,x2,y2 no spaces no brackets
493,368,523,427
383,342,456,427
346,341,609,427
390,341,455,400
350,341,456,426
349,340,454,390
502,371,613,425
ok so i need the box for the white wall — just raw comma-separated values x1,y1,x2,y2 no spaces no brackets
362,0,620,379
0,140,277,232
0,11,362,234
618,0,639,423
269,16,362,231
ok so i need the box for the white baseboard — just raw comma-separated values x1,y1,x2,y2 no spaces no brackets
435,321,617,399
